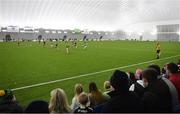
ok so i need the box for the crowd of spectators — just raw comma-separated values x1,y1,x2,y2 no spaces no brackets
0,60,180,113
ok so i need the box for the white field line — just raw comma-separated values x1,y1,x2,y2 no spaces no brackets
12,54,180,91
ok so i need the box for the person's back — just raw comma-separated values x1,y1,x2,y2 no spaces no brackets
102,70,142,113
169,74,180,98
74,106,93,113
49,88,71,113
102,91,142,112
0,89,23,113
167,63,180,100
88,82,107,108
0,100,23,113
143,79,172,112
74,92,93,113
142,68,172,112
129,80,145,97
24,100,49,113
71,84,83,110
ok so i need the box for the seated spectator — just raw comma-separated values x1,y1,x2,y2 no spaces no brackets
74,92,93,113
71,84,83,110
148,64,179,112
142,68,172,112
135,68,143,80
0,89,23,113
127,72,136,85
148,64,161,77
103,81,113,99
24,100,49,113
102,70,142,113
129,69,144,97
162,66,167,77
49,88,71,113
167,63,180,101
88,82,107,108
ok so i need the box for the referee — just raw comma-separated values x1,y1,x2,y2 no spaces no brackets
156,42,161,59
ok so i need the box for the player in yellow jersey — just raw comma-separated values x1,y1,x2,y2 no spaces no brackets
156,42,161,59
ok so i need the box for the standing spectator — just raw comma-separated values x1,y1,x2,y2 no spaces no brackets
102,70,142,113
24,100,49,113
0,89,23,113
49,88,71,113
88,82,107,108
167,63,180,100
71,84,83,110
74,92,93,113
142,68,172,112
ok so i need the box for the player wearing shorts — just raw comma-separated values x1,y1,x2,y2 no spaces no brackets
55,42,58,48
156,42,161,59
65,41,70,54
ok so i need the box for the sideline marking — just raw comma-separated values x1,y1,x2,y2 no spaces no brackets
12,54,180,91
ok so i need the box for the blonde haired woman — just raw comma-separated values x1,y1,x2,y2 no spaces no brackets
49,88,71,113
71,84,83,110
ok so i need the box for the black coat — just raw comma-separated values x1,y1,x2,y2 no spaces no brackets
102,91,142,113
142,79,172,112
0,101,23,113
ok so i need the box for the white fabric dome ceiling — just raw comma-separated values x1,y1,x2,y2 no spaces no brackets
0,0,180,31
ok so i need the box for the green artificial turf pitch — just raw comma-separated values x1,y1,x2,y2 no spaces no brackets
0,40,180,107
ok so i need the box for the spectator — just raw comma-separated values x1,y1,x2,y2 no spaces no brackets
88,82,107,108
71,84,83,110
148,64,179,112
102,70,142,113
135,68,143,80
167,63,180,101
0,89,23,113
129,69,144,97
49,88,71,113
142,68,172,112
24,100,49,113
74,92,93,113
148,64,161,76
103,81,113,99
127,72,136,85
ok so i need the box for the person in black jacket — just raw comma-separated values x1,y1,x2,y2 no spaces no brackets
142,68,172,112
0,89,23,113
102,70,142,113
24,100,49,113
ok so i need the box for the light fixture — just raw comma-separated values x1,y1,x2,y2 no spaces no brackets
45,31,50,33
52,31,56,34
2,30,7,32
34,30,39,33
138,32,142,36
20,30,25,33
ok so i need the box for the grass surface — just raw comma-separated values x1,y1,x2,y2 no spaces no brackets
0,40,180,107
